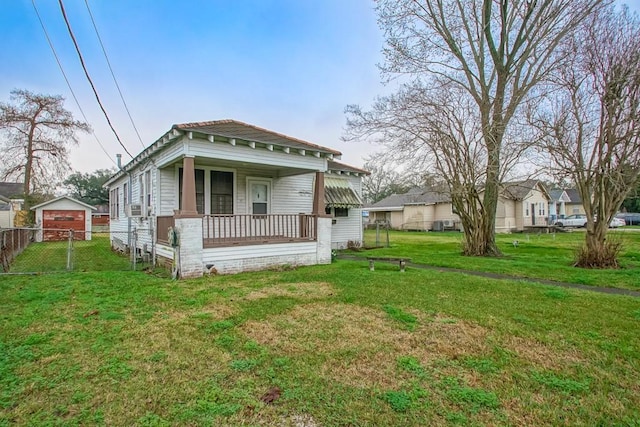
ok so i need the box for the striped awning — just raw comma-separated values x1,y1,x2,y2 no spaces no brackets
324,176,363,208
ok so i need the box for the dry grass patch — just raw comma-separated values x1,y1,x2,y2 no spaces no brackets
242,282,335,301
503,335,585,370
242,303,492,389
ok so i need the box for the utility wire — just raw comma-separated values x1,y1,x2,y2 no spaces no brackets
57,0,134,159
83,0,146,150
31,0,117,168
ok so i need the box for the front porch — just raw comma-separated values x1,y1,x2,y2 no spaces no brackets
157,213,317,248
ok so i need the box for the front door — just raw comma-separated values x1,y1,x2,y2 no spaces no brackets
248,179,271,214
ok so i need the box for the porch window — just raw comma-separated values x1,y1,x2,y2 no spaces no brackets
179,168,206,214
211,171,233,214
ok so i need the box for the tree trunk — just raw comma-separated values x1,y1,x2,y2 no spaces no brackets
23,120,35,211
576,220,620,268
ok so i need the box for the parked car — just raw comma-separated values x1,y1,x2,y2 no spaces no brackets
616,212,640,226
609,217,626,228
555,214,587,228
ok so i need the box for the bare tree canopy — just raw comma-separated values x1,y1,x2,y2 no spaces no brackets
362,151,443,203
0,89,90,206
532,5,640,268
346,0,605,256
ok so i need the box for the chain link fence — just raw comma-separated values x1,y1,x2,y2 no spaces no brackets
0,228,156,274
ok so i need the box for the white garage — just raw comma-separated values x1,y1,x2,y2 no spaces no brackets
31,196,96,242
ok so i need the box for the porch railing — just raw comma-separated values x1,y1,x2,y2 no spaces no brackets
156,215,175,245
203,213,317,247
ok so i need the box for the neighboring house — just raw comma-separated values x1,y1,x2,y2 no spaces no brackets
0,195,13,228
563,189,586,216
548,188,585,221
366,179,550,233
31,196,96,241
325,160,369,249
91,204,110,230
548,189,571,222
0,182,24,228
500,180,551,230
367,188,456,231
104,119,367,278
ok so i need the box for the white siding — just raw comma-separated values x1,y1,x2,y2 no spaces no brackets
327,174,364,249
272,173,314,214
202,242,318,274
187,138,326,171
159,167,174,215
108,175,129,233
155,140,185,167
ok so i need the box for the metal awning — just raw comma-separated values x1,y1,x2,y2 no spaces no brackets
325,176,363,208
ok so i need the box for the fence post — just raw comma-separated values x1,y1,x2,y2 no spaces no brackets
131,229,137,271
150,226,156,267
67,229,74,271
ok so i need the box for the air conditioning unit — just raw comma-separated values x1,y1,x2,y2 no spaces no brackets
126,204,144,217
443,219,453,227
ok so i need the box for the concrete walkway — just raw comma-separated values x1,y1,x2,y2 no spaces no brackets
337,254,640,298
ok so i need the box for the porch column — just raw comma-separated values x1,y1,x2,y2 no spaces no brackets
313,171,327,216
174,155,203,279
178,155,197,216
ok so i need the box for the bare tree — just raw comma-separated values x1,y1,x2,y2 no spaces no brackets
0,89,89,207
347,82,530,253
346,0,605,256
532,6,640,268
362,152,442,203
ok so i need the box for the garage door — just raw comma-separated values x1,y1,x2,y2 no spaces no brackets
43,210,85,241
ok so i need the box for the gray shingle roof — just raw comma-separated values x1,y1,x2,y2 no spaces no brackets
564,188,582,203
502,179,541,200
0,182,23,198
368,189,451,209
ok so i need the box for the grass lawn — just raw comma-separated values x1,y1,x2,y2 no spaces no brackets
1,240,640,425
361,229,640,291
9,235,145,273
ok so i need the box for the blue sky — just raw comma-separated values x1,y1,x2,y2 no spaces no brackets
2,1,639,175
0,0,385,173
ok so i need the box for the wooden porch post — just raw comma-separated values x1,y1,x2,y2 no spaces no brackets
312,171,326,216
177,155,198,217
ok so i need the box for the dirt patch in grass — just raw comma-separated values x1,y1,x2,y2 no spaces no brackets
242,282,335,301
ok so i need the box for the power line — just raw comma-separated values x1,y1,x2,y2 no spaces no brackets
83,0,146,150
31,0,117,168
57,0,134,159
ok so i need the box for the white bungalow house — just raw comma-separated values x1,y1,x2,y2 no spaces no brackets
367,180,550,232
104,120,367,278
